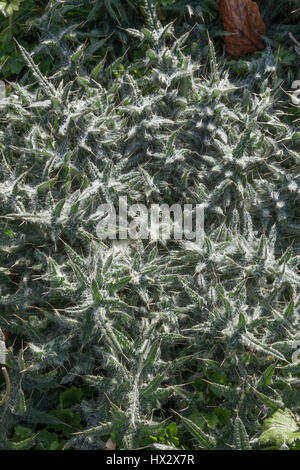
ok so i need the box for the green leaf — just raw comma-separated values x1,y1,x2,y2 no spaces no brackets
10,436,36,450
35,430,62,450
260,409,300,448
233,416,250,450
258,364,276,387
71,45,84,64
177,413,216,449
254,389,283,410
284,300,294,317
12,425,33,441
142,373,164,397
59,386,83,408
0,0,22,17
49,408,82,438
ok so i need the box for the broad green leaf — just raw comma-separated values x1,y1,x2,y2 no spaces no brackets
260,409,300,448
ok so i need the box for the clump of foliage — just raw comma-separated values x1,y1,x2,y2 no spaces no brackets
0,0,299,450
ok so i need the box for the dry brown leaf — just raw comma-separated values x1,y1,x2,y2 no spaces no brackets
217,0,266,56
105,438,117,450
